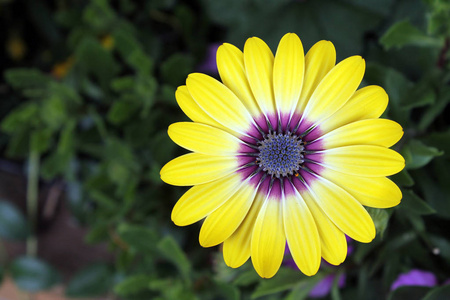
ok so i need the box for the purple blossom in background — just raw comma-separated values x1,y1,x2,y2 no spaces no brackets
309,273,346,298
391,269,438,290
196,43,220,74
283,238,352,298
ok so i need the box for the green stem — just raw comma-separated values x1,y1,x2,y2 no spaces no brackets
26,150,39,257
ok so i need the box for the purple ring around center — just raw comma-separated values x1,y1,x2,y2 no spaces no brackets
235,112,325,199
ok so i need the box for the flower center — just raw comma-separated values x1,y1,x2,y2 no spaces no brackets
257,132,305,178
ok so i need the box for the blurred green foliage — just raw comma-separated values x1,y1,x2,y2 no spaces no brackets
0,0,450,299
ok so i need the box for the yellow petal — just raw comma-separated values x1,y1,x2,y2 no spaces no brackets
199,183,256,247
299,185,347,265
273,33,305,117
282,188,320,276
244,37,276,122
316,119,404,149
223,193,265,268
308,175,376,243
251,197,286,278
321,168,402,208
171,174,242,226
320,145,405,177
217,43,261,117
303,56,365,125
320,85,389,133
160,153,238,186
168,122,241,155
186,73,253,135
175,86,224,130
296,40,336,114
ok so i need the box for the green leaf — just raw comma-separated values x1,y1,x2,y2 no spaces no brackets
47,82,82,104
415,159,450,219
113,29,153,74
148,278,195,299
423,283,450,300
89,189,118,210
10,256,60,292
400,78,436,110
364,63,412,124
366,208,389,239
117,223,159,253
84,222,110,244
82,0,117,32
0,200,28,240
30,129,53,154
57,119,76,154
134,75,157,114
160,53,194,87
426,0,450,35
65,264,112,297
4,125,30,158
388,286,432,300
157,236,191,282
75,37,120,86
422,128,450,159
107,98,140,125
41,95,68,130
111,76,135,92
284,274,327,300
40,120,76,180
4,68,51,94
212,279,240,300
233,268,261,286
401,190,436,215
251,267,310,299
418,87,450,132
390,170,415,187
1,103,39,134
402,139,443,170
380,20,442,50
114,274,152,296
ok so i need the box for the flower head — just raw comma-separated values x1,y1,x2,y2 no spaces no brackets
160,33,404,278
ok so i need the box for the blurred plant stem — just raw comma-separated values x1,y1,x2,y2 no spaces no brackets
26,150,39,257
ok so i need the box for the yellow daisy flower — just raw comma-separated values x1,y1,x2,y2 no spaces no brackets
160,33,405,278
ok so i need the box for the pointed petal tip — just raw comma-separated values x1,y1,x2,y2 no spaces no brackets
354,223,376,243
217,42,235,52
224,259,240,269
171,210,187,227
245,36,266,46
175,85,186,92
198,235,216,248
255,268,277,279
315,40,335,49
341,55,365,68
359,234,376,244
325,256,346,266
303,267,320,277
281,32,300,40
293,257,320,276
159,164,169,182
186,72,198,80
